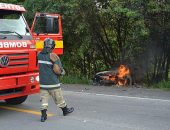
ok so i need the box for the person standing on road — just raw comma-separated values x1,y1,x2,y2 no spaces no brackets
37,38,74,122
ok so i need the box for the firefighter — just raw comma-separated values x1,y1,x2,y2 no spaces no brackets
37,38,74,122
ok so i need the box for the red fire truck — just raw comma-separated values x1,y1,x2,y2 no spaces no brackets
0,3,63,104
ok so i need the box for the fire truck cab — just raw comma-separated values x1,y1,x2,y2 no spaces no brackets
0,3,63,104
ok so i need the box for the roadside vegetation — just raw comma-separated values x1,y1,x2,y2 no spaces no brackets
60,75,91,85
3,0,170,88
150,80,170,90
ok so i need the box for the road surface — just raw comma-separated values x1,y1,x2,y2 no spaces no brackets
0,84,170,130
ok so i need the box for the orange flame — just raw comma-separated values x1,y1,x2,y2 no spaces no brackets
117,65,130,86
101,65,130,86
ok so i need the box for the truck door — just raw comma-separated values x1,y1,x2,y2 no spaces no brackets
31,13,63,55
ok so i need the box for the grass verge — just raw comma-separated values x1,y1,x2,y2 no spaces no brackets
150,80,170,90
60,75,91,84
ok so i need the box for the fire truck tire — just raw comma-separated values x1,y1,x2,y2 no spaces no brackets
5,96,28,105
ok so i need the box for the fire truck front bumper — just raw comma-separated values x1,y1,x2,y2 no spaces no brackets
0,72,40,100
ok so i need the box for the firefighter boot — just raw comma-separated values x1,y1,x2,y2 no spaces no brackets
41,109,47,122
61,106,74,116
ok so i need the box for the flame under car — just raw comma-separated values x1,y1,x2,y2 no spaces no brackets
93,65,132,86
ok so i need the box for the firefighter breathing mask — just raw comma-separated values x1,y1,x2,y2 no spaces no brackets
43,38,56,53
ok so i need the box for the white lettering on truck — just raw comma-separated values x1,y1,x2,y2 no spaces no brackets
0,3,21,11
0,42,27,48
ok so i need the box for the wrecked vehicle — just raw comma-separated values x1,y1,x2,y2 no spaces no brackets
93,65,132,86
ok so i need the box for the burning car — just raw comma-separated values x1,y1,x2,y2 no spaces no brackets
93,65,132,86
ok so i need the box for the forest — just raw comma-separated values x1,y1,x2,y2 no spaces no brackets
2,0,170,87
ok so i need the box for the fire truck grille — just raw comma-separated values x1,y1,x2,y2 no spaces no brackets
1,53,29,68
0,86,25,96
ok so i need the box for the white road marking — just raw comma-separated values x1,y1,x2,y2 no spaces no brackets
64,90,170,102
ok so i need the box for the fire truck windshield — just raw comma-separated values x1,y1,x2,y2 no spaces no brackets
0,10,30,36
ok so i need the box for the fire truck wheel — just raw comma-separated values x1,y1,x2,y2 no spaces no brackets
5,96,28,105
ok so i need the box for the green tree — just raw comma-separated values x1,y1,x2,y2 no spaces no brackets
142,0,170,83
20,0,170,84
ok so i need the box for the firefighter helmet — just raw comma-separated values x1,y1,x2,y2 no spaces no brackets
43,38,56,53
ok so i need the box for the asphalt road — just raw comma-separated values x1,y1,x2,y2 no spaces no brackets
0,84,170,130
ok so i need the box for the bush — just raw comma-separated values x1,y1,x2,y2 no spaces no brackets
151,80,170,90
60,75,91,84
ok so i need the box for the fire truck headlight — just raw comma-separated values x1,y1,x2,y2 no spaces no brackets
35,76,39,82
30,76,35,83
